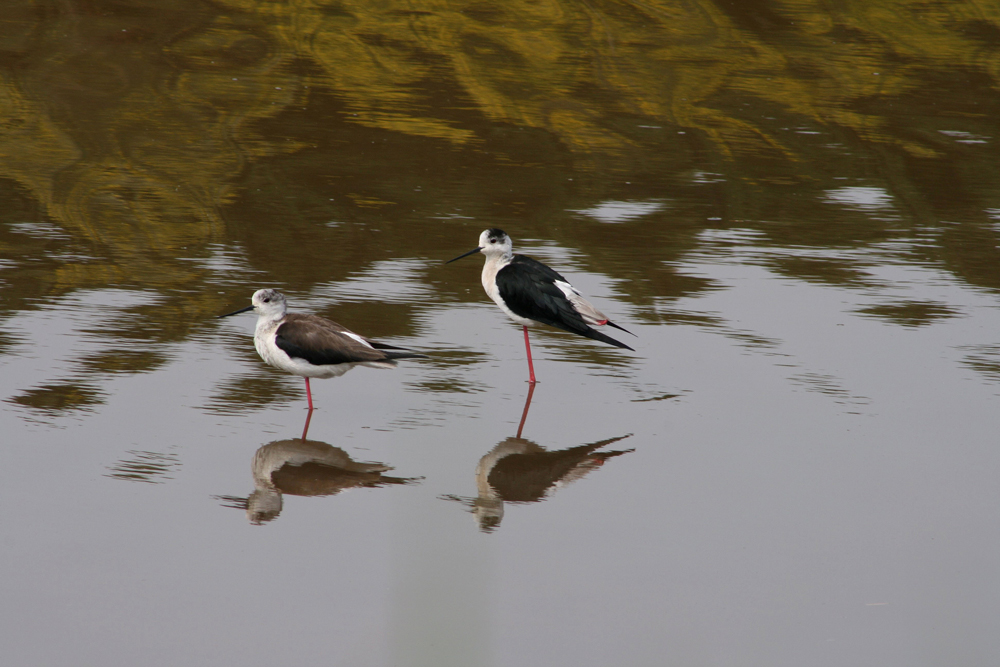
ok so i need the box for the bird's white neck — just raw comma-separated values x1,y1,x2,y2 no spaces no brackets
254,303,286,325
481,253,511,294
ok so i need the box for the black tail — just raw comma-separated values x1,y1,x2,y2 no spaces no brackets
368,340,406,351
582,327,635,351
382,349,430,361
369,340,429,359
605,320,637,337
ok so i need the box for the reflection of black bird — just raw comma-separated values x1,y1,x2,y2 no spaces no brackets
443,434,633,532
216,438,420,524
485,436,632,502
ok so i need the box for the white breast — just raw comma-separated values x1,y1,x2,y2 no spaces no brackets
482,259,536,327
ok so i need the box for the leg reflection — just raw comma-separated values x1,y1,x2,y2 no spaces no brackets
301,407,314,441
516,381,536,439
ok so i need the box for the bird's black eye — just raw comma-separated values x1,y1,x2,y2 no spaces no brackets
490,238,497,243
263,298,270,303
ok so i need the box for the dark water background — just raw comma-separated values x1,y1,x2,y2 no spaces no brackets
2,2,999,665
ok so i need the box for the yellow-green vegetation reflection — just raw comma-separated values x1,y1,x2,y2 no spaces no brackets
1,0,999,411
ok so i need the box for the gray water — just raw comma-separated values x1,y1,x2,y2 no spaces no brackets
2,2,1000,665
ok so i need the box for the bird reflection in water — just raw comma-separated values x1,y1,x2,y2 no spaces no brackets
443,384,634,532
216,412,421,525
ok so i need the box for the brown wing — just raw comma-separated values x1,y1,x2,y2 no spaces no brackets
275,314,427,365
274,314,392,365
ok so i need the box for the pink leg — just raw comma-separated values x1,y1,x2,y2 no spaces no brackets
304,377,314,411
522,325,537,384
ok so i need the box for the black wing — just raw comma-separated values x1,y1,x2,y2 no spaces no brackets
497,255,634,350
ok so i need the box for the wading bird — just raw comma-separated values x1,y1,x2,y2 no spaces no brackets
219,289,427,409
447,228,634,382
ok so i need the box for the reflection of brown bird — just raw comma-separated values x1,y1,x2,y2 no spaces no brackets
217,438,420,524
442,434,633,532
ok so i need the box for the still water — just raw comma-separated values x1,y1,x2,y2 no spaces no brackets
2,1,999,665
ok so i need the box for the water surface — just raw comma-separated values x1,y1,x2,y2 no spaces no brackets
2,2,999,665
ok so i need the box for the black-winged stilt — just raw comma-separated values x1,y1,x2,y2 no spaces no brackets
447,228,635,383
218,288,427,410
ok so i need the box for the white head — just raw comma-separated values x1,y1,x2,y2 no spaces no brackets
251,288,288,319
446,228,514,265
219,288,289,321
478,228,513,259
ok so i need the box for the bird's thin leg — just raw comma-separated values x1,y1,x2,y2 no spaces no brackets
304,377,314,411
522,325,537,384
516,381,536,438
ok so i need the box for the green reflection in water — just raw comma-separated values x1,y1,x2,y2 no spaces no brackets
106,450,181,484
7,381,105,414
855,299,963,328
0,0,998,410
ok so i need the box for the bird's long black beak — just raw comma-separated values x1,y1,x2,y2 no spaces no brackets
445,247,483,263
218,304,255,318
